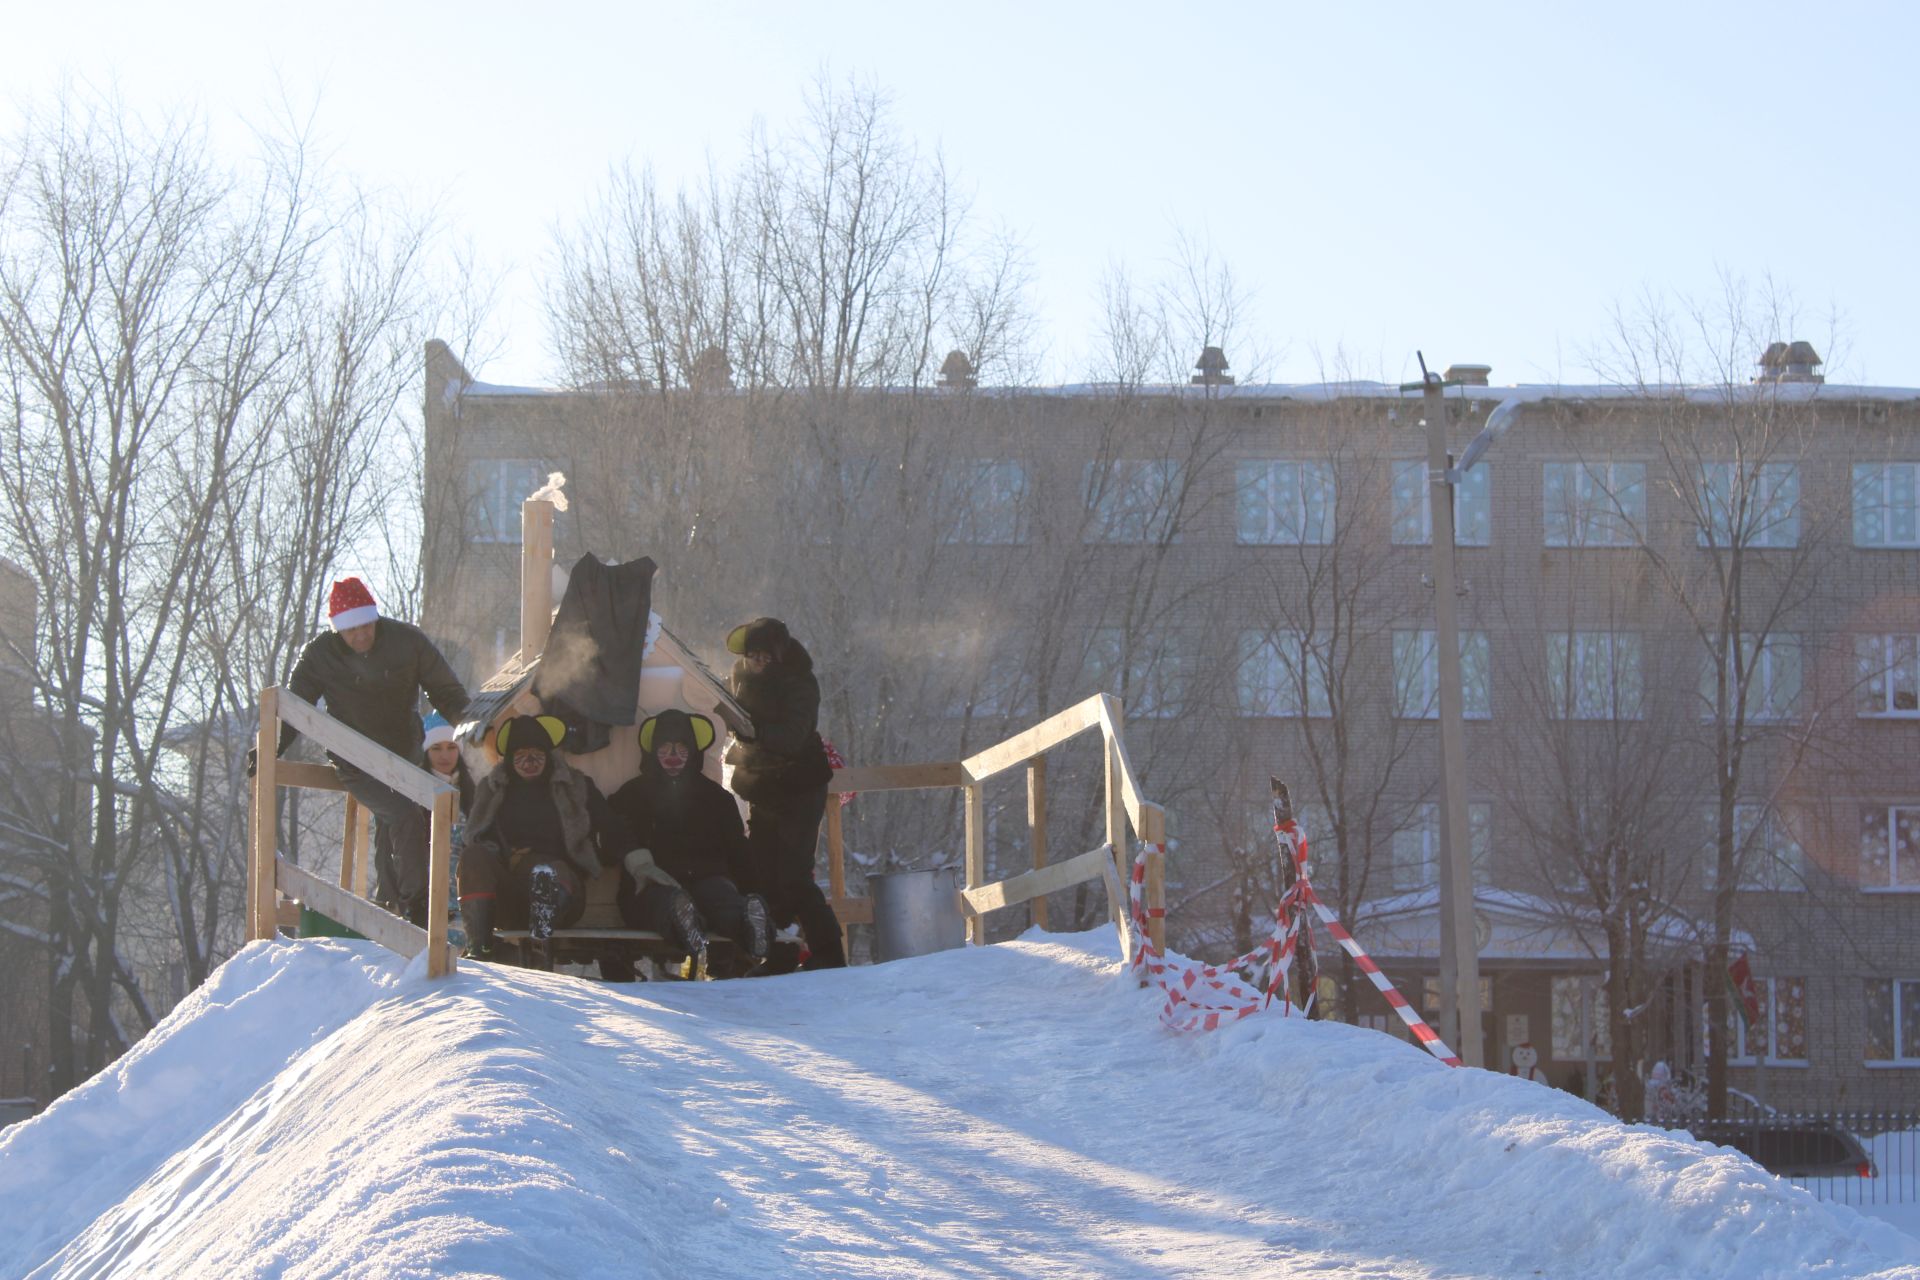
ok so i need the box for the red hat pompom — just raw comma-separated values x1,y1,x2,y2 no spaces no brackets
328,577,379,631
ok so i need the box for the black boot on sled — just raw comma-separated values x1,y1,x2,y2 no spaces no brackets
461,896,497,961
668,891,710,981
743,894,772,961
529,864,563,941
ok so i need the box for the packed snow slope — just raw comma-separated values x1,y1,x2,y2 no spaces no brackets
3,933,1917,1280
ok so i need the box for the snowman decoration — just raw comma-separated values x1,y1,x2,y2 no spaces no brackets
1509,1041,1547,1083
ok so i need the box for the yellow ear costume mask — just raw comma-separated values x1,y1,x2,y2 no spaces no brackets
494,715,567,757
725,624,751,656
639,713,715,753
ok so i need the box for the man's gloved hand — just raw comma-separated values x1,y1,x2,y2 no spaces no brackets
623,847,680,890
245,747,258,778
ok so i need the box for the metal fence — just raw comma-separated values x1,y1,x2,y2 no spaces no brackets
1680,1111,1920,1206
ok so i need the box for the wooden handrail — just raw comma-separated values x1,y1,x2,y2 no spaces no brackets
1094,694,1149,838
960,844,1113,916
960,695,1105,783
274,691,458,808
830,761,968,793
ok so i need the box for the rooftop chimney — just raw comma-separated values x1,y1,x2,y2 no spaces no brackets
1191,346,1234,386
1757,341,1824,384
1444,363,1491,387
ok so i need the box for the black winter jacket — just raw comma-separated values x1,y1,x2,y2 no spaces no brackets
282,620,469,764
609,757,752,887
725,638,832,805
465,757,628,883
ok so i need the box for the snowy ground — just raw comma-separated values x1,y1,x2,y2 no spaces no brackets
2,930,1917,1279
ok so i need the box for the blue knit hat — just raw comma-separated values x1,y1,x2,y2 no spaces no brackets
422,713,455,748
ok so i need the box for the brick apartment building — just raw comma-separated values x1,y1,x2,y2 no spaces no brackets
421,339,1918,1110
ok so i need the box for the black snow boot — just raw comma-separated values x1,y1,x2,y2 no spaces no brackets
462,896,497,961
743,894,772,961
668,891,710,980
529,864,563,941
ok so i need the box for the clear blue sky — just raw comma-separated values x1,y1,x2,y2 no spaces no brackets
6,1,1915,387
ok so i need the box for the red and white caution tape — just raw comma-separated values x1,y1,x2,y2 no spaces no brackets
1126,825,1462,1067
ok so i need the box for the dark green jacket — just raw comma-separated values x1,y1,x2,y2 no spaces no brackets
281,620,469,765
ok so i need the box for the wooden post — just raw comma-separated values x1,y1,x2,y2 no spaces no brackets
353,802,372,899
826,797,849,958
1026,756,1049,931
1142,802,1167,959
426,790,455,977
963,782,987,945
1103,727,1127,931
251,688,280,942
521,498,555,659
339,794,362,892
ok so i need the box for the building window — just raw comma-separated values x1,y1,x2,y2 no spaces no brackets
1392,460,1491,546
1727,977,1809,1066
1697,462,1800,548
1853,462,1920,548
1236,460,1335,545
1856,635,1920,716
1081,628,1186,718
1237,630,1330,717
1392,630,1492,719
1084,459,1181,543
1865,979,1920,1065
1861,804,1920,891
467,459,553,544
1548,632,1643,719
943,460,1029,545
1551,976,1612,1061
1389,802,1491,891
1698,633,1801,722
1543,461,1645,547
1701,805,1806,892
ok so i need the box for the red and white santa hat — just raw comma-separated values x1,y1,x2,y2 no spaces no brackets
328,577,380,631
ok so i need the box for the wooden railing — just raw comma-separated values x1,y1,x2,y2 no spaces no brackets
247,688,461,977
825,691,1167,957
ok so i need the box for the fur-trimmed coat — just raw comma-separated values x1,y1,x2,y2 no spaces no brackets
465,756,627,883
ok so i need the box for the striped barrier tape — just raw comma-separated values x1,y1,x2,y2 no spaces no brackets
1125,826,1463,1067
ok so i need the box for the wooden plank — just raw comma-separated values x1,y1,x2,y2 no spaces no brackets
1100,842,1134,963
339,794,362,892
825,799,849,958
1027,757,1049,931
352,802,371,899
275,761,348,793
275,690,455,809
963,782,986,944
521,498,554,658
830,762,967,794
1096,693,1148,840
250,688,279,942
1103,721,1127,858
426,791,455,978
960,844,1113,916
276,856,428,958
1142,803,1167,957
960,695,1104,783
832,896,874,927
653,626,752,738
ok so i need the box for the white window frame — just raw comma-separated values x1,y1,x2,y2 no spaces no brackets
1548,632,1644,720
1083,627,1186,718
1860,803,1920,893
1856,634,1920,717
1543,461,1645,547
1697,461,1800,548
1853,462,1920,549
1392,459,1491,546
1084,459,1181,544
467,459,553,544
1392,629,1492,719
1865,978,1920,1066
1699,632,1801,723
943,459,1030,546
1389,801,1491,892
1236,460,1335,546
1727,976,1810,1067
1237,629,1331,718
1701,804,1806,892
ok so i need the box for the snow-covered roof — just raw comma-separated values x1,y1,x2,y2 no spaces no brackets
1353,885,1754,957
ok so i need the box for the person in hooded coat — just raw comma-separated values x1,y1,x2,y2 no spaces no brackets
418,713,476,942
608,709,772,976
724,617,845,970
457,714,631,960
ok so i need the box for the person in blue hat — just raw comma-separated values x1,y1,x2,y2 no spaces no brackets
418,714,475,939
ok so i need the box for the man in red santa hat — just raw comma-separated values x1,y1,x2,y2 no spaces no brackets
252,575,470,925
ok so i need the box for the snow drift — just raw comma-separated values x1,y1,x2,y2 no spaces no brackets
2,932,1916,1279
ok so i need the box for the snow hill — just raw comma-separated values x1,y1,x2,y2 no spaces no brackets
2,932,1917,1280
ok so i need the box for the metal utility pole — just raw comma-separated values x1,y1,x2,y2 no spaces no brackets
1411,355,1485,1068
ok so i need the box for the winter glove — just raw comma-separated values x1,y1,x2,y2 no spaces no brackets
623,847,681,891
245,747,258,778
